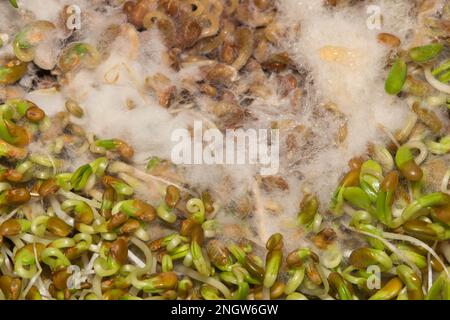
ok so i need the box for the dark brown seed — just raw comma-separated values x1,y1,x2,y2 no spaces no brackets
38,179,60,197
47,217,73,237
0,219,22,237
108,212,129,230
64,247,81,260
400,161,423,182
6,188,30,205
312,228,337,250
110,237,128,265
132,200,156,222
0,275,21,300
177,19,202,49
191,224,204,245
306,264,322,285
165,185,180,208
180,218,198,237
119,219,140,234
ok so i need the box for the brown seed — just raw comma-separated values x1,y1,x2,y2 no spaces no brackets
306,264,322,285
48,284,58,299
177,19,202,49
381,171,399,192
25,286,41,300
52,268,71,290
180,218,198,237
270,281,285,299
266,233,283,251
6,188,31,205
205,63,237,86
47,217,73,237
199,83,217,97
119,219,140,234
3,169,22,182
108,212,129,230
253,0,273,10
153,272,178,290
221,41,236,64
400,160,423,182
348,157,364,171
278,74,298,97
0,275,21,300
0,219,22,236
4,121,30,147
148,238,163,251
101,279,115,291
312,228,337,250
110,237,128,265
116,141,134,160
191,223,204,245
132,200,156,222
377,33,401,47
261,52,292,72
206,240,230,268
64,246,81,260
412,102,442,134
433,203,450,225
38,178,60,197
243,255,264,280
26,106,46,122
165,185,180,208
261,176,289,191
123,0,152,29
64,99,84,118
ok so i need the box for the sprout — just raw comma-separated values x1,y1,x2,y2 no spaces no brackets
186,198,206,224
395,146,423,182
396,265,424,300
263,233,283,288
328,272,353,300
359,160,383,202
157,202,177,223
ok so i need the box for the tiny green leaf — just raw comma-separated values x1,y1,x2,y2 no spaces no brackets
385,59,407,95
9,0,18,8
409,43,443,63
